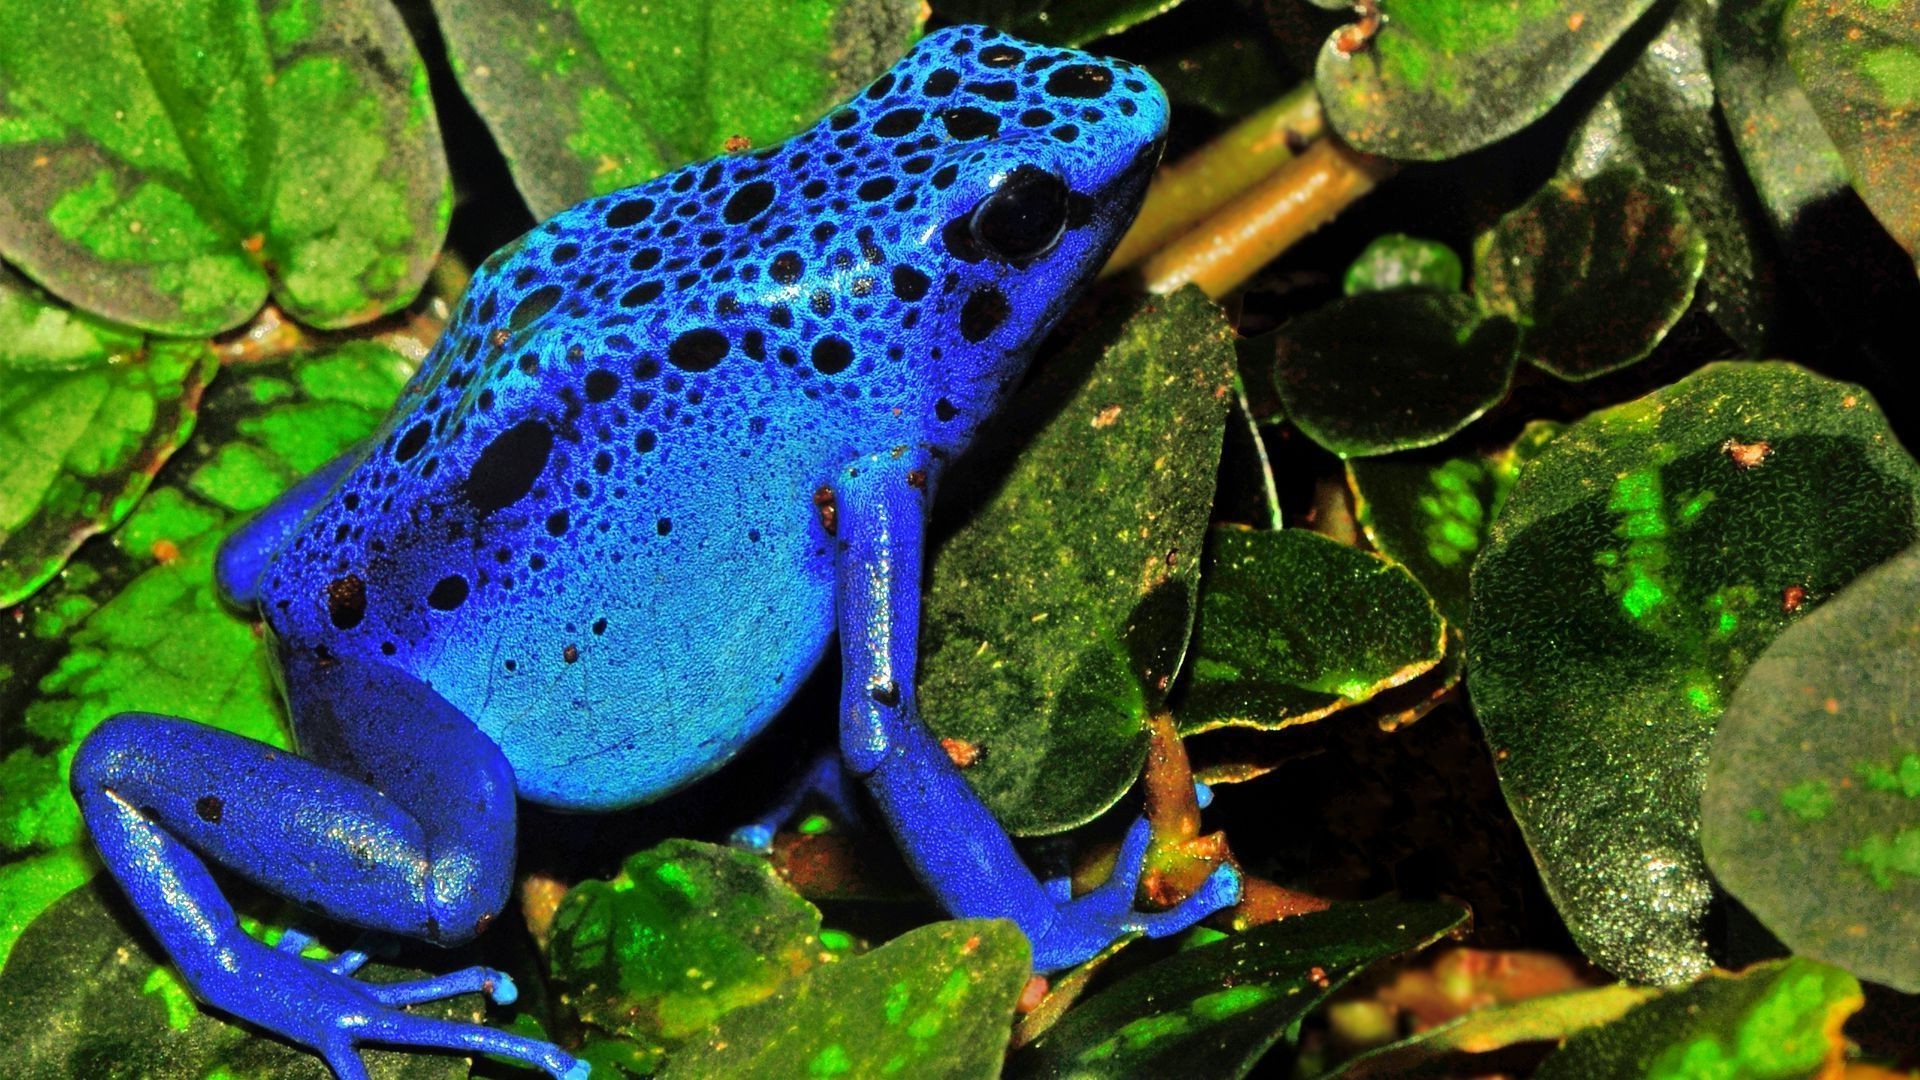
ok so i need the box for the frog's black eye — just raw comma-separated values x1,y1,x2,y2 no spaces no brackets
969,166,1068,263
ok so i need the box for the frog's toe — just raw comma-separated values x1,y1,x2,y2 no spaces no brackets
367,965,520,1007
1028,816,1241,971
728,822,776,854
350,1007,584,1079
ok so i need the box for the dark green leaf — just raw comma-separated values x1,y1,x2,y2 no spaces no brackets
1342,234,1463,296
921,289,1235,834
661,919,1029,1080
1785,0,1920,258
1315,0,1660,160
1474,168,1705,381
1149,34,1291,120
1273,292,1517,457
0,343,414,858
1347,421,1561,630
1701,542,1920,993
1178,527,1444,734
1469,361,1920,984
0,268,216,606
432,0,922,219
1535,958,1860,1079
0,848,93,972
0,880,470,1080
1712,0,1853,242
1010,900,1468,1078
0,0,449,334
934,0,1195,47
548,840,828,1069
1563,0,1780,350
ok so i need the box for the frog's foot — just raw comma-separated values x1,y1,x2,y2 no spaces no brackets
199,933,583,1080
728,751,865,854
1026,816,1242,971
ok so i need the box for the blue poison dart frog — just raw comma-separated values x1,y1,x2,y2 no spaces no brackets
70,25,1240,1078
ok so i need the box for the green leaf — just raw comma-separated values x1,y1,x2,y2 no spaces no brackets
1348,421,1562,631
1148,34,1291,120
0,342,414,858
1178,527,1445,734
0,268,217,606
0,0,449,335
1326,983,1658,1079
1468,361,1920,984
431,0,923,220
933,0,1196,47
1474,168,1706,381
0,880,471,1080
1785,0,1920,258
0,848,94,973
1701,542,1920,994
1535,958,1861,1079
1010,899,1469,1078
1562,0,1780,351
548,840,828,1070
920,289,1235,834
661,919,1029,1080
1342,234,1463,296
1272,292,1518,458
1712,0,1853,243
1315,0,1660,160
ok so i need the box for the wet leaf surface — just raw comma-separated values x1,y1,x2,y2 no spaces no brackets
921,289,1235,834
1785,0,1920,258
1342,234,1463,296
548,840,829,1070
1469,361,1920,984
0,0,448,334
1701,542,1920,994
0,268,217,607
431,0,923,219
1315,0,1660,160
1347,421,1562,631
1178,527,1444,734
1535,958,1861,1079
1272,292,1518,458
0,344,414,860
1010,899,1468,1078
661,919,1028,1080
0,880,469,1080
1475,169,1706,381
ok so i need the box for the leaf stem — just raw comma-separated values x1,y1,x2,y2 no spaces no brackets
1105,83,1327,274
1140,137,1398,298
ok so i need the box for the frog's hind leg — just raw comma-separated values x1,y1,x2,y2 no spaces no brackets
827,450,1242,973
215,442,368,607
69,659,585,1079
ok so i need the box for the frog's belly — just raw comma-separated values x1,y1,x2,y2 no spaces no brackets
413,500,837,811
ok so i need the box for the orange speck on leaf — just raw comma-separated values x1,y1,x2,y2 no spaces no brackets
941,737,981,768
962,934,982,954
1723,438,1771,469
1017,975,1049,1013
1782,584,1807,612
724,134,752,152
1568,11,1586,30
1824,697,1841,715
150,539,180,563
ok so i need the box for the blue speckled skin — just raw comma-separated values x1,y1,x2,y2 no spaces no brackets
71,26,1238,1078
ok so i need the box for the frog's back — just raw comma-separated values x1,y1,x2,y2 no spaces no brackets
257,26,1169,810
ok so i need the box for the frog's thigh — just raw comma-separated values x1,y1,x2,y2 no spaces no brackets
215,442,369,607
73,653,517,944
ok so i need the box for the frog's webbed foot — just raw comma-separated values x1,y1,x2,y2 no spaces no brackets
1026,816,1242,971
198,933,584,1080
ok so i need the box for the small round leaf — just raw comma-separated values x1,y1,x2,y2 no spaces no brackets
1343,234,1464,296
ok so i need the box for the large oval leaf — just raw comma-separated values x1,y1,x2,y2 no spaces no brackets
1469,361,1920,984
1785,0,1920,258
1315,0,1660,160
921,289,1235,834
432,0,923,219
662,919,1029,1080
1701,542,1920,993
0,268,216,606
0,0,449,334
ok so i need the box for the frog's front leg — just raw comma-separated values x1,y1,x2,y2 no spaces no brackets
828,449,1242,971
69,659,586,1080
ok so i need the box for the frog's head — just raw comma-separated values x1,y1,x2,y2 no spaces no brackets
826,25,1170,450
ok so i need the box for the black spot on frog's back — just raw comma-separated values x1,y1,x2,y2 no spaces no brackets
462,419,554,514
